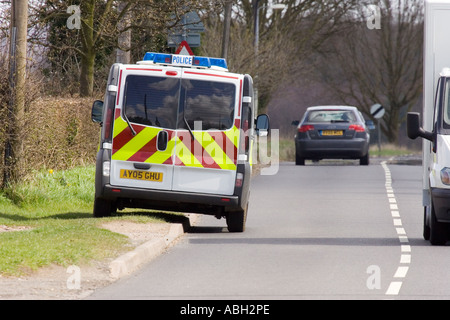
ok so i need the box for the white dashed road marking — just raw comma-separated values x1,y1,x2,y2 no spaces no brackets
381,161,410,296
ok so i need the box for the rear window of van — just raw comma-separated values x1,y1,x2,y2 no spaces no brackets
123,75,236,131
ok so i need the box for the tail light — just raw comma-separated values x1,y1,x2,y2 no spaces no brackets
103,161,111,177
348,124,365,132
235,172,244,187
298,125,314,133
103,107,114,141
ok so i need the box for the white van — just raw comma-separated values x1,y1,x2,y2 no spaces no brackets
407,0,450,245
91,52,269,232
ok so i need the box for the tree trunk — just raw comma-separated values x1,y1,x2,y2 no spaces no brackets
79,0,95,97
80,48,95,97
116,1,131,64
221,0,232,59
4,0,28,188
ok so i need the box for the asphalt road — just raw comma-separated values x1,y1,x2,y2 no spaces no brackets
89,160,450,300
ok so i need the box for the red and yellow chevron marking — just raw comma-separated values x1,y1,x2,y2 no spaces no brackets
112,110,174,164
111,110,240,170
174,127,239,170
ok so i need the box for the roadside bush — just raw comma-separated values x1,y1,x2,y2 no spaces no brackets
0,50,99,185
21,96,100,176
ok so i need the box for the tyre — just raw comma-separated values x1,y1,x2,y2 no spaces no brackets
429,202,447,245
295,152,305,166
226,204,248,232
360,153,369,165
423,207,430,241
93,197,113,218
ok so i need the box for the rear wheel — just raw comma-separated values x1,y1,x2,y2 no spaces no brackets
423,207,430,241
93,198,113,218
360,153,369,165
226,204,248,232
295,152,305,166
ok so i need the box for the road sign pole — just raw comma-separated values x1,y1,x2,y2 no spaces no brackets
377,120,381,153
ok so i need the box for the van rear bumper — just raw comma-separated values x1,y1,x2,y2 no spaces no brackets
100,184,241,214
431,187,450,222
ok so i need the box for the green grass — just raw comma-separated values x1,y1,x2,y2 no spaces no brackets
369,143,421,158
6,166,96,212
0,166,175,276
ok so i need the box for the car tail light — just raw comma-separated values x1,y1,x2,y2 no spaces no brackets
348,124,365,132
298,125,314,133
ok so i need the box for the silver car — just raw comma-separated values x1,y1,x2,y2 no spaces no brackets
293,106,370,165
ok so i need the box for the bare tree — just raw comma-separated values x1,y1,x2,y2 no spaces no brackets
201,0,359,113
317,0,424,143
32,0,211,97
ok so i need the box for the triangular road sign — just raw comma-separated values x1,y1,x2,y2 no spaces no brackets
175,40,194,56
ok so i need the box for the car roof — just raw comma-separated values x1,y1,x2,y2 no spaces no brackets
306,105,359,111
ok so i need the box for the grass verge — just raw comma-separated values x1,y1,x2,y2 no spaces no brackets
369,143,421,158
0,166,176,276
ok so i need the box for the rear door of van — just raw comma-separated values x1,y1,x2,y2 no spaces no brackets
109,67,181,191
171,69,242,196
109,65,243,196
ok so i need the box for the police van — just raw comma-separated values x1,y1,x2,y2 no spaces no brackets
91,52,269,232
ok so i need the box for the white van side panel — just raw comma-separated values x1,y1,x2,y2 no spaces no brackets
422,0,450,205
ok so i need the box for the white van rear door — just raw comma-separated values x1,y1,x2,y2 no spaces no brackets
171,70,242,195
109,68,181,191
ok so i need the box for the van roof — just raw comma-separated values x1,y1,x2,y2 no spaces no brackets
137,52,229,72
440,68,450,77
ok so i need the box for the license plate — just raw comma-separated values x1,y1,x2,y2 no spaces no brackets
120,169,163,182
321,130,343,136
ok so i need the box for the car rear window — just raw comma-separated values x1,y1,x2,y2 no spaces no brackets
306,110,357,123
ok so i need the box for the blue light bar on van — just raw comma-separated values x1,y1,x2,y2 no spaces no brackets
193,57,228,69
143,52,172,64
142,52,228,70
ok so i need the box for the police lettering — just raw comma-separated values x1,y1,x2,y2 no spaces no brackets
172,55,193,66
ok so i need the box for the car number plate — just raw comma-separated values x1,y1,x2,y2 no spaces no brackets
120,169,163,182
321,130,343,136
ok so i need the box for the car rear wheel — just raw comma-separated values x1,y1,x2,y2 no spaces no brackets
295,152,305,166
360,153,369,165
